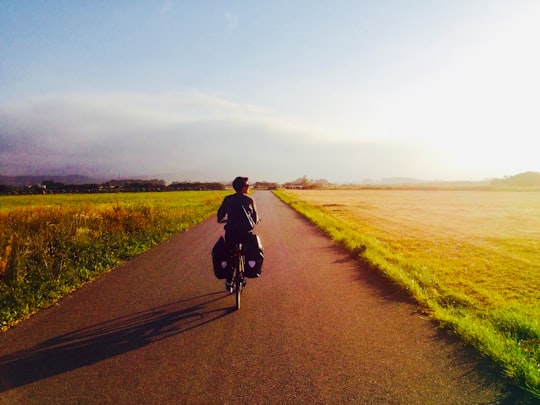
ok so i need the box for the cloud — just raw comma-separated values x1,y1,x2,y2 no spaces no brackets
0,91,480,183
0,92,339,181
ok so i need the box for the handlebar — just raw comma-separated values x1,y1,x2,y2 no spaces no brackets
218,218,261,224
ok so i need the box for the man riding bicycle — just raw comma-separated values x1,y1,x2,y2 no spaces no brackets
217,177,259,292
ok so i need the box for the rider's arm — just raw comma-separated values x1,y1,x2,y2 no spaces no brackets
217,198,228,223
251,199,259,224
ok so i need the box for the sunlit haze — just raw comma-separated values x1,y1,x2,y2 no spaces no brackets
1,1,539,183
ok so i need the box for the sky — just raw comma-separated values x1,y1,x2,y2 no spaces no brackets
1,0,539,184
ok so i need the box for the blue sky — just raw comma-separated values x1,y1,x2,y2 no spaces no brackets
1,1,539,183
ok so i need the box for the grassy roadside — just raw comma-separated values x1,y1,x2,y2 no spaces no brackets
0,191,229,330
273,189,539,398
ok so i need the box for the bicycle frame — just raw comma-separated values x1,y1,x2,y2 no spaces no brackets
231,242,245,310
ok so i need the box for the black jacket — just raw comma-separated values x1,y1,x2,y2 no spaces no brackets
217,193,258,234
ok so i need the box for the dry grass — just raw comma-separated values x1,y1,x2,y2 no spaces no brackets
0,191,229,330
294,189,540,309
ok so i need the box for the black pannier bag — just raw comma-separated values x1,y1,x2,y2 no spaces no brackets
244,234,264,278
211,236,232,279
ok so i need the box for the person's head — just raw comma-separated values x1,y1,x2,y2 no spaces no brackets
232,176,249,193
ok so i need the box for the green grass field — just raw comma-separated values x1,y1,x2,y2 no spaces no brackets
274,189,540,397
0,191,229,330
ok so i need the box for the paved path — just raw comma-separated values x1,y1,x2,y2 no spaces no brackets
0,191,519,404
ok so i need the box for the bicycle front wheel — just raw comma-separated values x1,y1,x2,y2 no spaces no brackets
235,284,241,310
235,256,244,310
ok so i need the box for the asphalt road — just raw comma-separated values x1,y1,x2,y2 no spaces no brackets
0,191,521,404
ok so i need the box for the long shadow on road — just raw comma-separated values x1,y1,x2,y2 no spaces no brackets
331,248,535,403
0,291,233,392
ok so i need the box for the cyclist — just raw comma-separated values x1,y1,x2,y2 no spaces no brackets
217,176,259,292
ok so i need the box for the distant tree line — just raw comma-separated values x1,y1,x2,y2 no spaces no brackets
0,179,227,195
491,171,540,188
253,181,279,190
0,178,294,195
3,172,539,195
167,181,226,191
282,176,330,189
0,177,329,195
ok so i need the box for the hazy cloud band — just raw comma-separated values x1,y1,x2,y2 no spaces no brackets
1,92,459,183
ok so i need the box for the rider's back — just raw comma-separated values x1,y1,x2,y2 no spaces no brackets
218,193,257,234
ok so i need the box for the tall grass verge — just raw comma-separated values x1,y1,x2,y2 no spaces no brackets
0,191,228,330
274,189,539,398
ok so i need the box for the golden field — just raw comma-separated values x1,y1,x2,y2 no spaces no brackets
285,189,539,308
0,191,229,329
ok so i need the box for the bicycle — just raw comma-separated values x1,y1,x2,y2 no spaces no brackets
218,217,260,310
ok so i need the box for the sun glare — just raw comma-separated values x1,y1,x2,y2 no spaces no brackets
352,2,540,178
